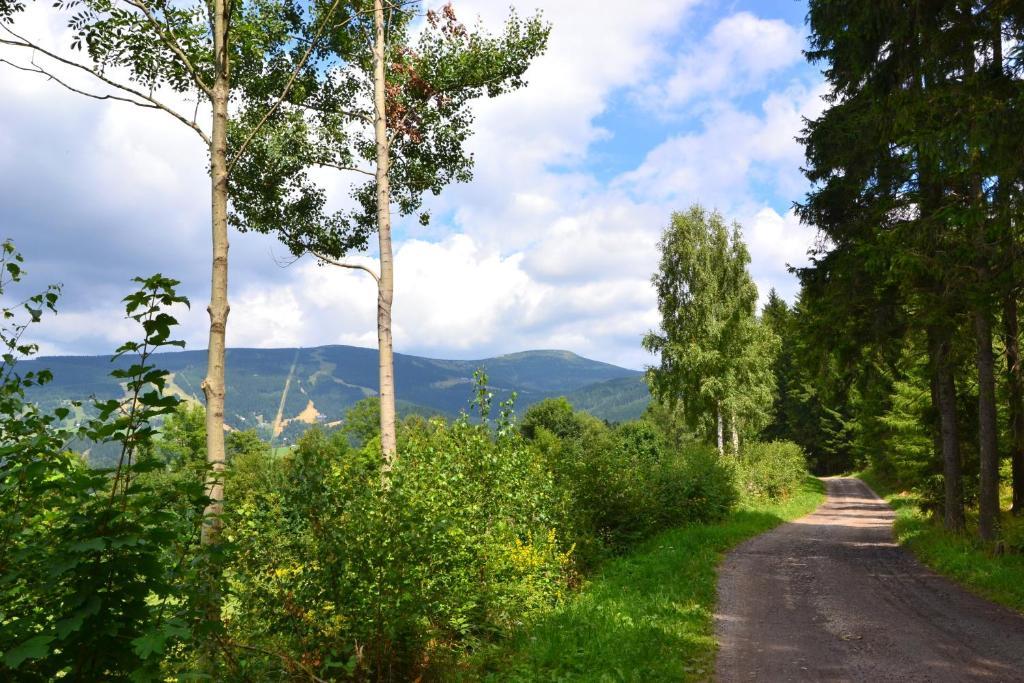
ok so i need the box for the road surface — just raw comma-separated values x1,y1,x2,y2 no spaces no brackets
715,477,1024,682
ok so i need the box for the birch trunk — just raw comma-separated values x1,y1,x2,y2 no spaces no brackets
372,0,397,469
730,408,739,456
198,0,230,667
201,0,229,553
716,402,724,457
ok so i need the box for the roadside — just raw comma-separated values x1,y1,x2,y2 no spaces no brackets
858,470,1024,613
471,477,825,681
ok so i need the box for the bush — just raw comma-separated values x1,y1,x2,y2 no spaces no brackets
225,416,571,680
737,440,808,501
656,444,738,526
527,411,738,566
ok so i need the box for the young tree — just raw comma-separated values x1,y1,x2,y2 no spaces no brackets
0,0,354,661
643,206,777,455
230,1,549,470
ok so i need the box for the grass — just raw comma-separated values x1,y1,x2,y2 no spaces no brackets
470,477,825,682
858,469,1024,614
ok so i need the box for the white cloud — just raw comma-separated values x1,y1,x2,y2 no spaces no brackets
652,12,805,110
745,207,818,306
618,81,827,210
8,3,822,372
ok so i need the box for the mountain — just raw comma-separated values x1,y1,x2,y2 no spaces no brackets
22,345,649,442
564,375,651,424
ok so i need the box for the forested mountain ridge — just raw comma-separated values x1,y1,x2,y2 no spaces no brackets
22,345,648,440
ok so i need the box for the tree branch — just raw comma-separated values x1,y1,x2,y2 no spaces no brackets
313,251,380,282
0,27,211,145
220,637,331,683
1,57,160,108
226,0,352,173
317,161,374,176
121,0,213,97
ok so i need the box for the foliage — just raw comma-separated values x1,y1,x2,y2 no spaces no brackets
473,477,825,681
737,441,809,501
520,397,585,441
224,402,570,680
0,258,209,679
230,2,550,258
643,206,779,448
524,402,738,566
341,395,380,447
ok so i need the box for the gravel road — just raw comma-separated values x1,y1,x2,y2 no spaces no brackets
715,476,1024,682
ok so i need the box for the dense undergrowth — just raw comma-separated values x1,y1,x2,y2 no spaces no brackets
0,255,814,680
469,477,825,681
859,470,1024,613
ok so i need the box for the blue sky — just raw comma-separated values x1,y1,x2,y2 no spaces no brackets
1,0,825,369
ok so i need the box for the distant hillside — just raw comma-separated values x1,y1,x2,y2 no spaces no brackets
564,375,650,423
22,345,645,444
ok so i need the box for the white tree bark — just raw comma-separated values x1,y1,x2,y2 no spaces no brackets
716,401,724,457
731,407,740,456
373,0,397,470
198,0,230,668
200,0,229,550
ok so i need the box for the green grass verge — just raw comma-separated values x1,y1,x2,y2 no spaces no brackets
857,470,1024,614
470,477,825,682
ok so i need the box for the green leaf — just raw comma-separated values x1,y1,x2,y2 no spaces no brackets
4,635,55,668
70,537,105,552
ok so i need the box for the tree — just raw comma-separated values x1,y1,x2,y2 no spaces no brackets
230,1,549,471
800,0,973,531
343,396,381,447
0,0,355,664
643,206,777,455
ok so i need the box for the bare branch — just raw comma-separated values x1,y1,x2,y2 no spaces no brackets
220,638,331,683
227,0,352,173
0,27,211,145
121,0,213,97
317,162,374,176
314,251,380,282
2,57,159,108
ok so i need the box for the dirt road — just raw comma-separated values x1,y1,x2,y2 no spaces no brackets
715,477,1024,682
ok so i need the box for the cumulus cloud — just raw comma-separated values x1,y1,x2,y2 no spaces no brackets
650,12,805,110
5,2,822,370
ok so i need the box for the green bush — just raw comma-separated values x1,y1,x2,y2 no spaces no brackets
526,408,738,566
737,440,808,501
656,443,738,526
225,416,571,680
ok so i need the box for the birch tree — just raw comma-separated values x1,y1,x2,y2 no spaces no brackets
643,206,777,456
230,0,549,469
0,0,353,655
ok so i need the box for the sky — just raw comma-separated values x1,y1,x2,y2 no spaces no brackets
0,0,825,370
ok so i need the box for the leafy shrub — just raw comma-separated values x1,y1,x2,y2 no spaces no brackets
225,412,571,680
656,443,738,526
527,409,738,566
1000,515,1024,555
737,440,808,501
0,266,209,680
520,397,586,441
